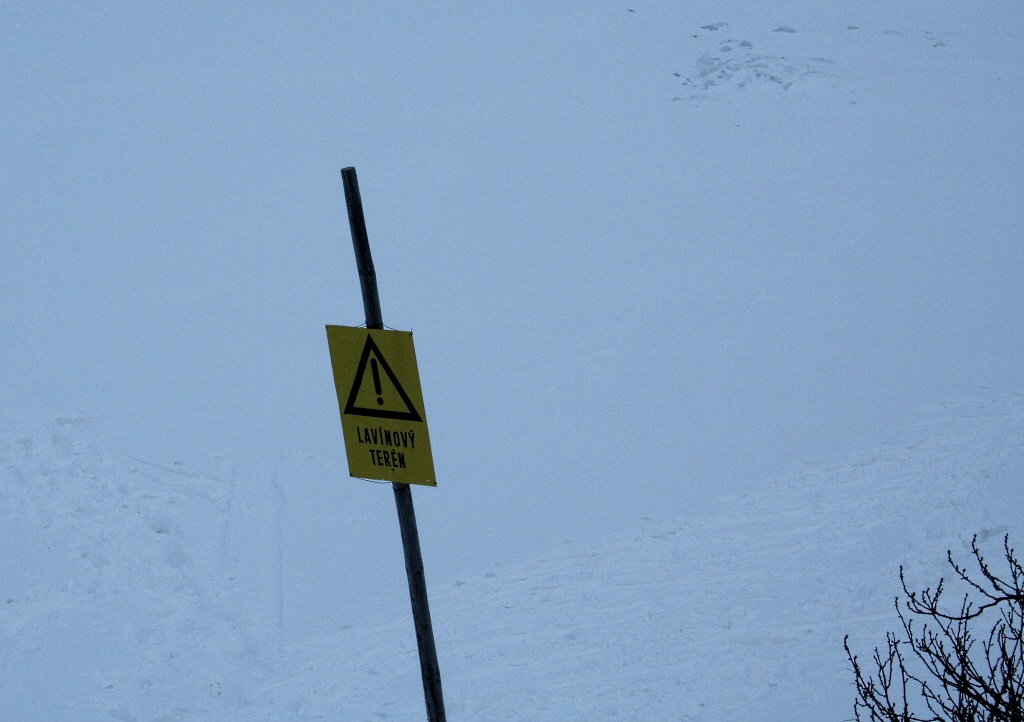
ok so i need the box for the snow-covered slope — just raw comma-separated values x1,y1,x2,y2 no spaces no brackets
3,395,1020,720
2,2,1022,719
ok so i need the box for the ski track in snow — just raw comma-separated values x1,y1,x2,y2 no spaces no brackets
1,396,1021,720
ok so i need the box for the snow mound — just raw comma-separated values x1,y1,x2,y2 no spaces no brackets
0,420,276,720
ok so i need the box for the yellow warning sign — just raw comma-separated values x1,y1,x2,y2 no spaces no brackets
326,326,436,486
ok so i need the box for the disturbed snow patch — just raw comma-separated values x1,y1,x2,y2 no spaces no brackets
674,23,839,99
688,50,835,93
672,21,955,101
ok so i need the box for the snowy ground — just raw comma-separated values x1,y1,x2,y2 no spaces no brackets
2,395,1021,720
2,2,1022,720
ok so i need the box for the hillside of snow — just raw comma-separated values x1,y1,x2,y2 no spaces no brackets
2,1,1022,720
2,396,1021,720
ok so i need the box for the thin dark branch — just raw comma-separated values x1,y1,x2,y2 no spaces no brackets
847,534,1024,722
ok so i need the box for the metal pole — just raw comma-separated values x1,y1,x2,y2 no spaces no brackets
341,167,447,722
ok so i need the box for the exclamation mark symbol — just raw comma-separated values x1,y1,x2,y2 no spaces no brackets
371,358,384,406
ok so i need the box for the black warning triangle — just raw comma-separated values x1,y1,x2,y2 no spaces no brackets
343,334,423,422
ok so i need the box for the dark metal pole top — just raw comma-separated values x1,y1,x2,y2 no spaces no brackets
341,167,384,330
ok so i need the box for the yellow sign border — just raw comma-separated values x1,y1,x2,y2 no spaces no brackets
326,325,436,486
